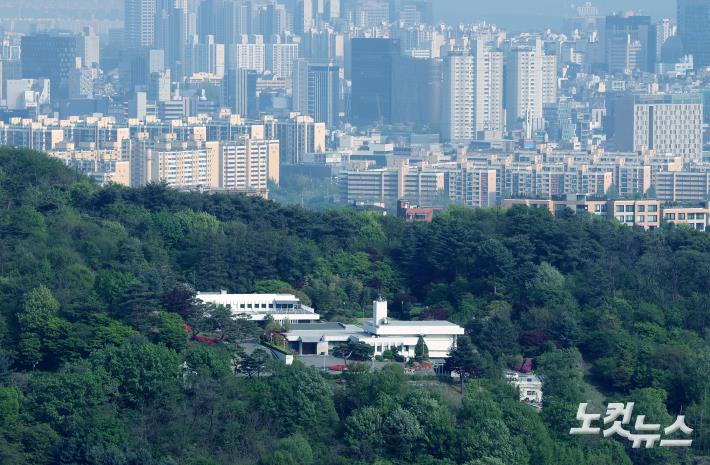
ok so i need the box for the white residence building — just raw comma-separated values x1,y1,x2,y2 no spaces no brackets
285,299,465,361
196,291,320,323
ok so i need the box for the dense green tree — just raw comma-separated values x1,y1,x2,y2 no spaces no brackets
445,336,488,393
331,340,374,365
414,336,429,362
236,349,270,378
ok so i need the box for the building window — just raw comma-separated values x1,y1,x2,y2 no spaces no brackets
240,304,245,309
679,213,686,220
638,205,646,212
626,205,634,212
615,205,624,213
648,215,657,222
648,205,658,212
637,216,645,223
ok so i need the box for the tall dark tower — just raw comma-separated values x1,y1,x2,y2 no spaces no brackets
678,0,710,68
350,38,400,126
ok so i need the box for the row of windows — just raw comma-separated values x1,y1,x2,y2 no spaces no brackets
614,204,658,213
227,303,296,310
665,212,706,220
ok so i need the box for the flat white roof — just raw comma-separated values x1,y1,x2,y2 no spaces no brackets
197,293,301,301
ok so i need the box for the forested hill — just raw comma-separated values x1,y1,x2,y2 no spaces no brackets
0,147,708,465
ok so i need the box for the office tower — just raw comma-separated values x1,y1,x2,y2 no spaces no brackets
257,3,287,40
677,0,710,68
442,51,475,143
295,0,314,34
197,0,247,45
604,13,656,74
21,33,77,100
301,29,344,62
355,0,390,28
186,35,225,77
505,39,551,137
229,0,252,39
225,69,258,118
155,0,188,80
292,60,310,114
392,56,441,129
149,69,172,102
472,41,505,135
69,66,100,99
0,59,21,101
542,53,557,104
350,38,399,125
266,43,299,78
292,60,341,127
655,18,676,61
326,0,341,20
611,93,703,163
125,0,156,49
76,28,100,68
392,0,433,25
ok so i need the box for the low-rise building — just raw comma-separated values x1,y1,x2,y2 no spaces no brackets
196,291,320,323
505,370,543,406
285,299,465,362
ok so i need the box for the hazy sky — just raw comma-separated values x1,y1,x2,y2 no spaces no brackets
433,0,675,31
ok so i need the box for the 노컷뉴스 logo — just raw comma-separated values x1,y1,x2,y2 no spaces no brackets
570,402,693,448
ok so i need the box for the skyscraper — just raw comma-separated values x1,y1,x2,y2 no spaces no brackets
392,56,441,129
350,38,399,126
155,0,188,80
76,27,100,68
292,60,341,128
125,0,156,49
604,13,656,74
677,0,710,68
224,68,258,118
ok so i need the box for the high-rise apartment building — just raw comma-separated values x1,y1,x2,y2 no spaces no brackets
472,41,505,135
442,51,475,143
505,39,555,137
219,138,280,192
264,115,326,164
231,41,266,73
266,43,299,78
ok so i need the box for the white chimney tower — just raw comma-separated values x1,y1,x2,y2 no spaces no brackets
373,299,388,326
